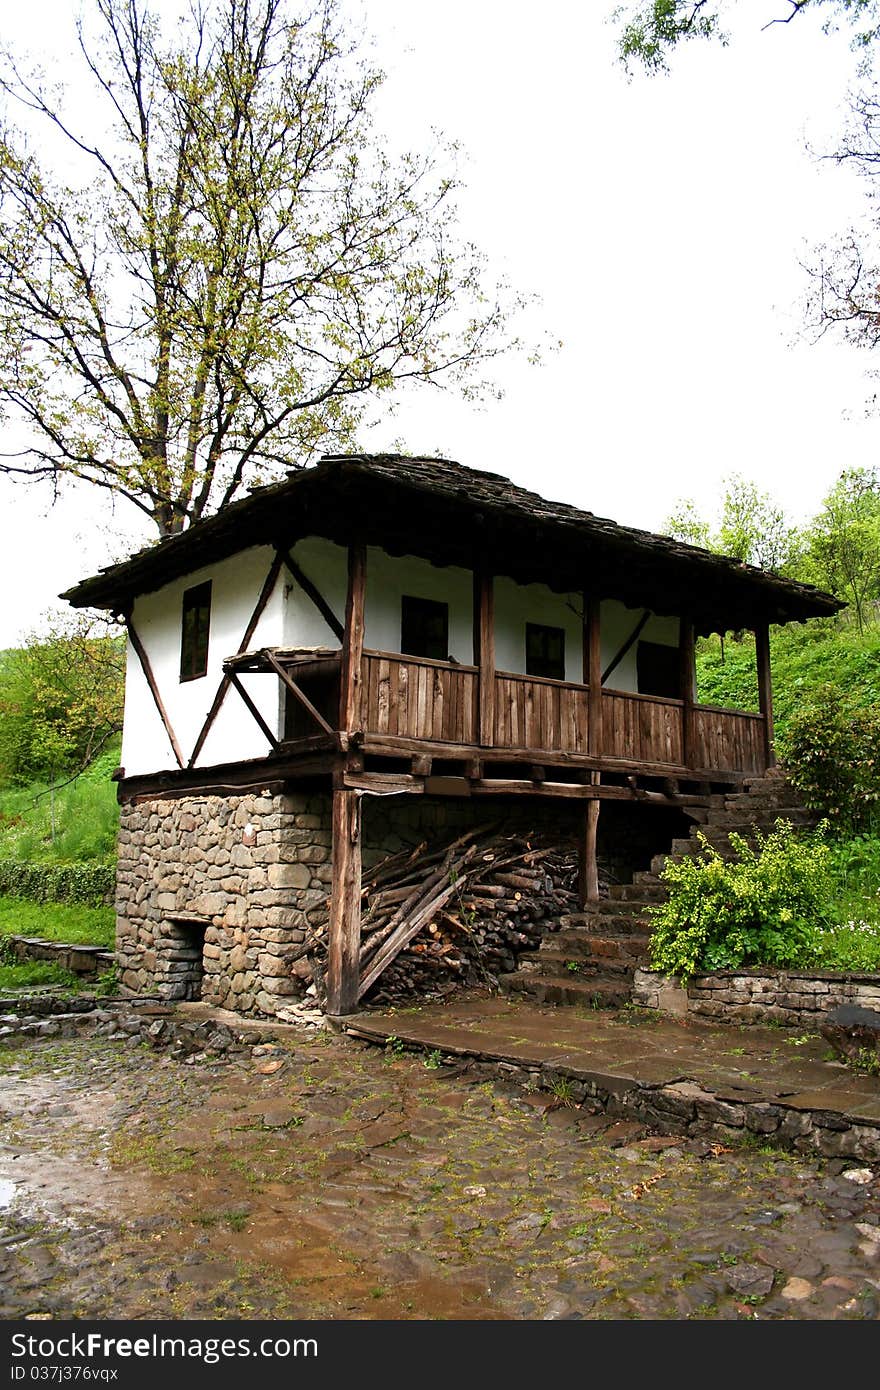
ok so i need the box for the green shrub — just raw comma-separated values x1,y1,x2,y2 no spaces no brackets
0,859,115,906
648,820,832,984
777,684,880,834
811,918,880,972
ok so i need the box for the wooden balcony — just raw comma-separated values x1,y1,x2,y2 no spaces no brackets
230,647,768,779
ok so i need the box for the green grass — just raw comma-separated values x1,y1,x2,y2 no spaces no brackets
0,743,121,863
0,960,81,991
695,622,880,737
0,896,114,947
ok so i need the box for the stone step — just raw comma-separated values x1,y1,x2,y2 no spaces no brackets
498,972,632,1009
531,938,650,971
556,909,655,935
631,869,663,887
539,928,653,955
608,882,666,903
704,807,816,831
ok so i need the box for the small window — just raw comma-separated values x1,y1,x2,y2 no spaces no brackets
180,580,212,682
637,640,680,699
526,622,565,681
401,595,449,660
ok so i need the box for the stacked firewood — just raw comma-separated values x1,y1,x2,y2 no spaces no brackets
304,824,611,1006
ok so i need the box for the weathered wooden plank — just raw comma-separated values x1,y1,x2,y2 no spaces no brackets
326,788,362,1016
474,569,495,747
339,545,366,735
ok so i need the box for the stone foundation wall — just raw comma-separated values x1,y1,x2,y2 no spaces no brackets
116,791,331,1017
634,967,880,1028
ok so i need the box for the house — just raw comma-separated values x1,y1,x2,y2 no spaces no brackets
62,454,841,1016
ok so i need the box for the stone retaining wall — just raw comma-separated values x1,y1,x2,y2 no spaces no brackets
633,967,880,1028
2,936,114,979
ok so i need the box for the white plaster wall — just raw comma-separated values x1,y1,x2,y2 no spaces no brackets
363,548,474,661
600,601,680,693
121,546,285,776
282,536,349,648
494,578,583,681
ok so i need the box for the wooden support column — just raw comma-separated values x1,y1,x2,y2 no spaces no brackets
474,568,495,747
679,618,696,771
339,544,366,735
585,594,602,758
325,787,362,1016
578,773,601,907
755,621,776,768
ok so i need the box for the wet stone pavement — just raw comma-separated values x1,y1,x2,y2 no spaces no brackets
1,1027,880,1321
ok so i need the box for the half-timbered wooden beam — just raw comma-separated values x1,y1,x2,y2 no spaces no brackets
124,617,185,769
187,548,286,768
755,621,775,768
283,550,344,641
326,787,362,1015
264,650,336,737
602,608,651,685
339,544,367,735
474,568,495,747
226,672,281,751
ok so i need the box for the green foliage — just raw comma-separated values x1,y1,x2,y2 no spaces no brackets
664,473,799,574
0,896,114,947
0,0,528,536
615,1,880,75
776,683,880,833
0,616,124,786
0,861,114,908
648,820,832,983
800,468,880,634
812,917,880,971
0,960,82,992
0,744,121,862
694,623,880,737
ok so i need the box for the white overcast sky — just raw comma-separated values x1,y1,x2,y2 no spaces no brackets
1,0,879,647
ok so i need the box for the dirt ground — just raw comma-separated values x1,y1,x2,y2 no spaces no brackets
1,1027,879,1321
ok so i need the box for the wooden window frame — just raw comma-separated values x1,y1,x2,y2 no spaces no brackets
525,621,566,681
636,638,680,700
180,580,212,683
400,594,449,661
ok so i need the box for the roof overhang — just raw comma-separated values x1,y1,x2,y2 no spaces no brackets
61,454,843,635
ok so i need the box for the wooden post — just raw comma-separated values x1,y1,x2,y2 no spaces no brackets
474,568,495,747
578,775,601,907
325,787,362,1015
339,544,366,734
679,618,696,770
585,594,602,758
755,621,776,768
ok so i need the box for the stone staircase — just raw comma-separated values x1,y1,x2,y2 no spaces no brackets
498,768,817,1009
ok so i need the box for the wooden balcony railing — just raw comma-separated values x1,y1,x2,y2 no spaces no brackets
259,647,768,777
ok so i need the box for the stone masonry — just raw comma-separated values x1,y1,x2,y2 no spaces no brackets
115,791,331,1017
634,966,880,1029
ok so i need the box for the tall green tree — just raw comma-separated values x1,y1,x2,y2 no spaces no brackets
664,472,800,572
804,466,880,631
0,614,125,786
615,0,880,74
0,0,528,536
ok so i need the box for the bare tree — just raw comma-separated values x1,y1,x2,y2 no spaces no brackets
0,0,529,535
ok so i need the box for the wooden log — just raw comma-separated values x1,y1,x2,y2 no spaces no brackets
325,788,362,1016
578,784,601,906
755,621,775,769
679,618,696,770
